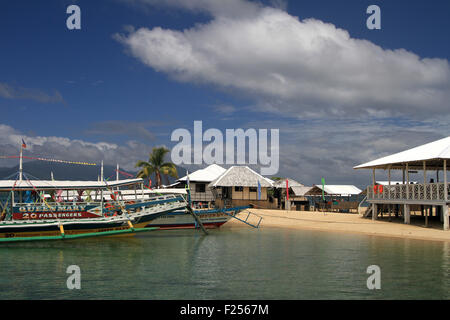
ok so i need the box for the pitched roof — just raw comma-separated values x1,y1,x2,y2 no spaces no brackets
272,178,304,188
291,186,313,196
209,166,273,188
354,136,450,170
178,164,226,182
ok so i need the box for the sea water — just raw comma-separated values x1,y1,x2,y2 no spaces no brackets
0,227,449,300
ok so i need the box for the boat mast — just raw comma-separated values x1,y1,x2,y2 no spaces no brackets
19,144,23,182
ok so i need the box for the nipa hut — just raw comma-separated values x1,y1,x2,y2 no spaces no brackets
272,178,312,210
209,166,277,209
307,185,363,212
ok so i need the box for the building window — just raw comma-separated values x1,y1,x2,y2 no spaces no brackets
249,187,257,192
234,186,243,192
195,183,206,193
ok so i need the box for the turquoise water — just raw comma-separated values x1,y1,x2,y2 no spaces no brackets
1,227,450,299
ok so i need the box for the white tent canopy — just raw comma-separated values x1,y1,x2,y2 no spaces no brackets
354,136,450,170
308,185,362,196
0,178,144,191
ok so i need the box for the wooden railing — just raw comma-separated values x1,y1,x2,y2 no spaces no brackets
367,183,450,202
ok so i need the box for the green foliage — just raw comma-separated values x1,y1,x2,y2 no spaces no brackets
135,147,178,187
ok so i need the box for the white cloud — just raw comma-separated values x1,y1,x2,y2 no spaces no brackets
116,1,450,119
213,104,236,114
112,0,450,186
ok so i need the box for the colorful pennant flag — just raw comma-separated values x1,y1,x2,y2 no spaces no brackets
257,180,261,200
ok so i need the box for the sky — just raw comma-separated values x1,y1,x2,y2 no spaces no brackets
1,0,449,187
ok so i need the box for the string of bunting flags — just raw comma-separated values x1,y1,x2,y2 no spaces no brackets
0,155,97,166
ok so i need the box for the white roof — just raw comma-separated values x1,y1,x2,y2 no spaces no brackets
104,188,187,195
311,185,362,196
149,188,187,195
376,181,417,185
0,178,143,191
354,136,450,170
178,164,226,182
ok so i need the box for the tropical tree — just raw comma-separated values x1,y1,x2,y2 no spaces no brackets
135,147,178,187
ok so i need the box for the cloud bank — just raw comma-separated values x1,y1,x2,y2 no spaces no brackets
0,124,156,171
0,82,65,104
116,0,450,119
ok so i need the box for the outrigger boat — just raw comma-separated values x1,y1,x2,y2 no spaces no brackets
0,177,187,242
105,188,256,230
94,187,255,230
106,188,243,229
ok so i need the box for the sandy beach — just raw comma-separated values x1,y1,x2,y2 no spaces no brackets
224,209,450,242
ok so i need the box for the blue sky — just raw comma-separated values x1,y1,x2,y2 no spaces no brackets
1,0,449,186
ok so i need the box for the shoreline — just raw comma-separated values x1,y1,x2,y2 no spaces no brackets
223,209,450,243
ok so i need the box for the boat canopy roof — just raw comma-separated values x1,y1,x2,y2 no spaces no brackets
354,136,450,170
147,188,187,195
0,178,144,191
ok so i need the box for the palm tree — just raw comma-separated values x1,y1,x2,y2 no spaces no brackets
135,147,178,187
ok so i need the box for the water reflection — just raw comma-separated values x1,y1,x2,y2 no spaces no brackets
1,228,450,299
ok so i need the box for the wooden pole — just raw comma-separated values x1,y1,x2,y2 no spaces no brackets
444,160,448,230
406,163,410,200
404,204,410,224
373,203,377,221
444,160,448,202
402,166,405,184
388,166,391,200
444,204,449,231
372,168,376,220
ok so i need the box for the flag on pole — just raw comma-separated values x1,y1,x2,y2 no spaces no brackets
186,170,191,206
286,178,289,202
257,180,261,200
321,177,325,201
21,139,27,149
186,170,190,189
